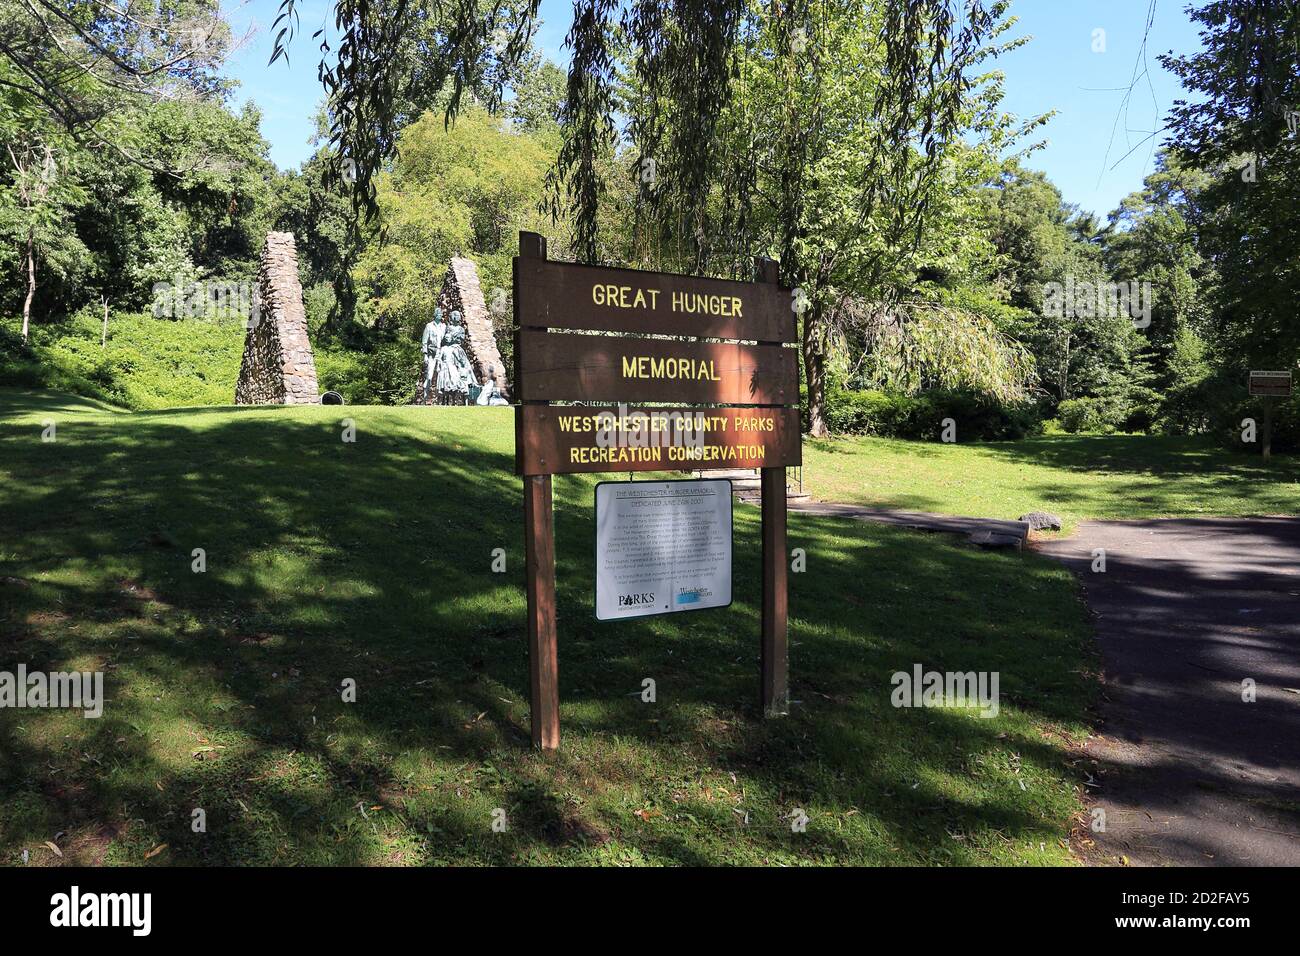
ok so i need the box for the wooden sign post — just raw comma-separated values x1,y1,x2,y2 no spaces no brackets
513,232,799,749
517,232,560,750
1249,371,1293,462
756,258,789,718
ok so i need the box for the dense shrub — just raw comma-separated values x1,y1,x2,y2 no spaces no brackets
1271,398,1300,454
0,325,43,387
313,347,366,404
821,388,915,435
350,337,420,406
2,312,245,408
1156,374,1225,435
1144,366,1298,454
1,312,437,410
817,387,1043,440
303,281,338,337
1216,394,1300,455
1057,387,1164,433
915,390,1044,441
1058,396,1122,434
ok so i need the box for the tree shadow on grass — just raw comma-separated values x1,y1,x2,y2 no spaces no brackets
806,432,1300,523
0,388,127,417
979,433,1298,485
1,402,1098,865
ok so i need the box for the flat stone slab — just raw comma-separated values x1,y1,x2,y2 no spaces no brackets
789,501,1029,545
970,530,1024,550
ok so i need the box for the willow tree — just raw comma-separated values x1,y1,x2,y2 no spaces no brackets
614,1,1030,432
272,0,1010,431
564,0,1023,433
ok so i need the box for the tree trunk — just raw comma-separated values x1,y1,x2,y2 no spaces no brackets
1060,332,1071,400
802,302,829,438
21,234,35,342
101,296,109,347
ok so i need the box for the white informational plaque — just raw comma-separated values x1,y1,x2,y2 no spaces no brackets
595,479,733,621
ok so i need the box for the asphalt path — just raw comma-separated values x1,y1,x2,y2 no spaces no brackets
792,500,1300,865
1036,518,1300,866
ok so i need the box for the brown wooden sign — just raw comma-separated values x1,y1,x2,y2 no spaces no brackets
515,256,796,342
513,232,793,751
516,405,802,475
1249,370,1293,397
515,330,799,406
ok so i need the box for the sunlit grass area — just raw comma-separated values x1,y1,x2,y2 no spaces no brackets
1,389,1095,865
803,433,1300,532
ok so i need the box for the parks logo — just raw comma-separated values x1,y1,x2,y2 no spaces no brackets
618,592,655,607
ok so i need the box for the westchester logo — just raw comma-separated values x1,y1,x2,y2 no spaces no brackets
50,886,151,936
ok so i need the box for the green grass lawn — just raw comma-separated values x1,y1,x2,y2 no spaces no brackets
0,389,1096,866
803,433,1300,531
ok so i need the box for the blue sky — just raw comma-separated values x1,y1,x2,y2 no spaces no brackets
221,0,1203,218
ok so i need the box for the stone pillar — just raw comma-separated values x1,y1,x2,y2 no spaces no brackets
235,232,320,405
435,256,510,399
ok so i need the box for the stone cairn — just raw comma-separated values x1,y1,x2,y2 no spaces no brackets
418,256,510,404
235,232,320,405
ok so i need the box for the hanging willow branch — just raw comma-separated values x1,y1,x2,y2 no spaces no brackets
266,0,996,272
849,299,1037,402
541,0,618,263
270,0,541,217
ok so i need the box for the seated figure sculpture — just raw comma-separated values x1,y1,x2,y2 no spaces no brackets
471,365,510,406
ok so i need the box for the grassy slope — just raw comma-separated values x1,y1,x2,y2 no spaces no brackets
803,433,1300,530
0,389,1094,866
2,314,365,411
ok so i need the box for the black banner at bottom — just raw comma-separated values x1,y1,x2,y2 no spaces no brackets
0,865,1285,941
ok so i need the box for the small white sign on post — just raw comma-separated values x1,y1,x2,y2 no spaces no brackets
595,479,733,621
1249,370,1293,397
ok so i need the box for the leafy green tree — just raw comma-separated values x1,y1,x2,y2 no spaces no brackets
0,0,234,166
138,101,280,280
600,1,1027,433
270,0,541,214
0,127,88,339
1104,154,1214,397
977,160,1162,416
983,164,1085,311
1159,0,1300,374
354,106,554,343
271,154,357,333
507,55,566,136
1,2,280,323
